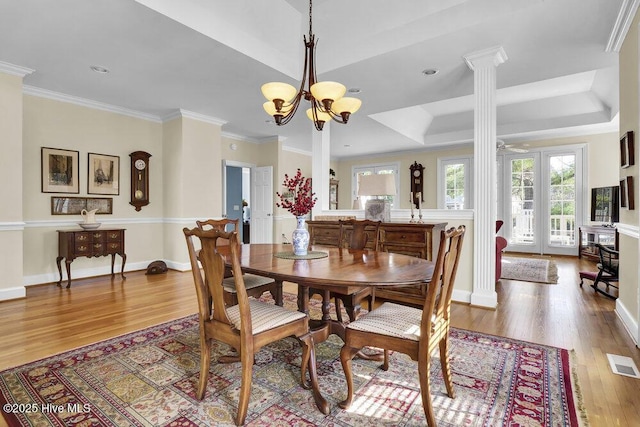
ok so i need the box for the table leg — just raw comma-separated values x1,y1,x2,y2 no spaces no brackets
56,256,64,287
110,253,127,280
64,260,72,288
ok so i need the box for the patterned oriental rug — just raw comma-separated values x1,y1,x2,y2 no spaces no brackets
501,256,559,284
0,294,587,426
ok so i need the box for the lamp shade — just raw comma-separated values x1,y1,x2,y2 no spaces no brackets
357,173,396,196
263,101,292,116
331,97,362,114
310,81,346,102
306,108,331,123
261,82,297,102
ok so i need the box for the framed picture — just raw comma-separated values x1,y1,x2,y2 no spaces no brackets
626,176,635,210
51,196,113,215
88,153,120,195
620,179,627,208
620,131,634,168
41,147,79,193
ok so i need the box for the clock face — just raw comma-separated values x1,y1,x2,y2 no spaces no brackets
413,169,421,177
134,159,146,170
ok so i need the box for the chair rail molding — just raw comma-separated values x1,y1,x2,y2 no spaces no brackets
0,222,26,231
616,223,639,239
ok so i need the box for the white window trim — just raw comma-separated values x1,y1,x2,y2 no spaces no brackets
437,156,474,209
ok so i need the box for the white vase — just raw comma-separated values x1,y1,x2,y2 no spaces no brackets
292,216,309,256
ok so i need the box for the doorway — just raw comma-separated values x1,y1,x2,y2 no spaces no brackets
223,162,252,243
499,145,585,255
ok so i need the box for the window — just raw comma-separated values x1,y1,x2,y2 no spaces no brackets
352,163,399,209
438,157,472,209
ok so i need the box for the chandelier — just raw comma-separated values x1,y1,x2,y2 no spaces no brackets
261,0,361,131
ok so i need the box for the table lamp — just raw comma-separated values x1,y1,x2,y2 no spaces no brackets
357,174,396,222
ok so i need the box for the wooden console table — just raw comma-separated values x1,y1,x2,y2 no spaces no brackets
56,229,126,288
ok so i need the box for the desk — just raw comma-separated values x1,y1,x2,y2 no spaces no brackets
56,229,126,288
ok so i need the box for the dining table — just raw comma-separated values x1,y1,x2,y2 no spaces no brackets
217,243,434,412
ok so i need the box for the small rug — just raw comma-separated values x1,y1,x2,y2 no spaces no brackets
0,294,586,426
501,256,559,284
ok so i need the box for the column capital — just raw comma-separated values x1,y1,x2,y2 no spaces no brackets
463,46,508,71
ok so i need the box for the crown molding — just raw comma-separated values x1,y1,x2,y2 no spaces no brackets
606,0,640,52
221,131,262,144
23,85,162,122
282,145,312,156
163,109,227,126
0,61,35,77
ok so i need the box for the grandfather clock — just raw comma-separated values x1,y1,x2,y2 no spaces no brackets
410,161,424,209
130,151,151,211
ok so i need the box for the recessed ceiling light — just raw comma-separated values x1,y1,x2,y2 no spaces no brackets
422,68,439,76
348,88,361,94
90,65,109,74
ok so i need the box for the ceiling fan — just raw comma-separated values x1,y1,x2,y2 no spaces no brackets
497,139,529,153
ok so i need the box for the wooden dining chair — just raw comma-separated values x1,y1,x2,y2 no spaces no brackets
196,218,283,306
183,227,327,425
339,225,466,426
310,219,381,322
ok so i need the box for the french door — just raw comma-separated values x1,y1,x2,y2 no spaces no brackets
500,146,584,255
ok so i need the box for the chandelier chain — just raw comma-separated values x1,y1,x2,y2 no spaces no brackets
308,0,313,38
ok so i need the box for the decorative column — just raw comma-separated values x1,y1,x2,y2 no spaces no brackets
463,46,507,308
311,122,331,215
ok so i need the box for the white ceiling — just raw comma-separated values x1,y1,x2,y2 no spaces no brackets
0,0,625,159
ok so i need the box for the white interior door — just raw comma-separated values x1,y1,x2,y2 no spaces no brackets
251,166,273,243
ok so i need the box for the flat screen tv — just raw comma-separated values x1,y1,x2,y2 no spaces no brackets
591,186,619,223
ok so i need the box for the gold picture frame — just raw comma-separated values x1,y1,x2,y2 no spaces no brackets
41,147,79,193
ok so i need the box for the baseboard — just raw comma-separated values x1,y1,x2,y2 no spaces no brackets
22,260,161,287
0,286,26,301
452,289,472,304
470,290,498,309
616,298,639,346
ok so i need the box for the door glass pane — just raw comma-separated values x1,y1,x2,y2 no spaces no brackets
445,163,465,209
510,158,535,245
549,154,576,247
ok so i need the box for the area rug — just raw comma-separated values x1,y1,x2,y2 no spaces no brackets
0,294,586,426
501,256,559,284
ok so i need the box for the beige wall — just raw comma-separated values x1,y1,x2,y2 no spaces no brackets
618,9,640,336
276,148,312,243
0,73,24,296
336,133,618,213
21,95,165,283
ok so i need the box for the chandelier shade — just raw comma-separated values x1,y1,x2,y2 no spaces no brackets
261,0,361,131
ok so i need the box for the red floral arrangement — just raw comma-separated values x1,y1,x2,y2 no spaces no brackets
276,169,317,216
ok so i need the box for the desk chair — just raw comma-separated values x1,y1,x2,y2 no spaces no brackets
196,219,283,306
184,227,326,425
592,243,619,299
339,225,466,427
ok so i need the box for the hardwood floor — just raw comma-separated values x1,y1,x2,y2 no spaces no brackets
0,255,638,427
